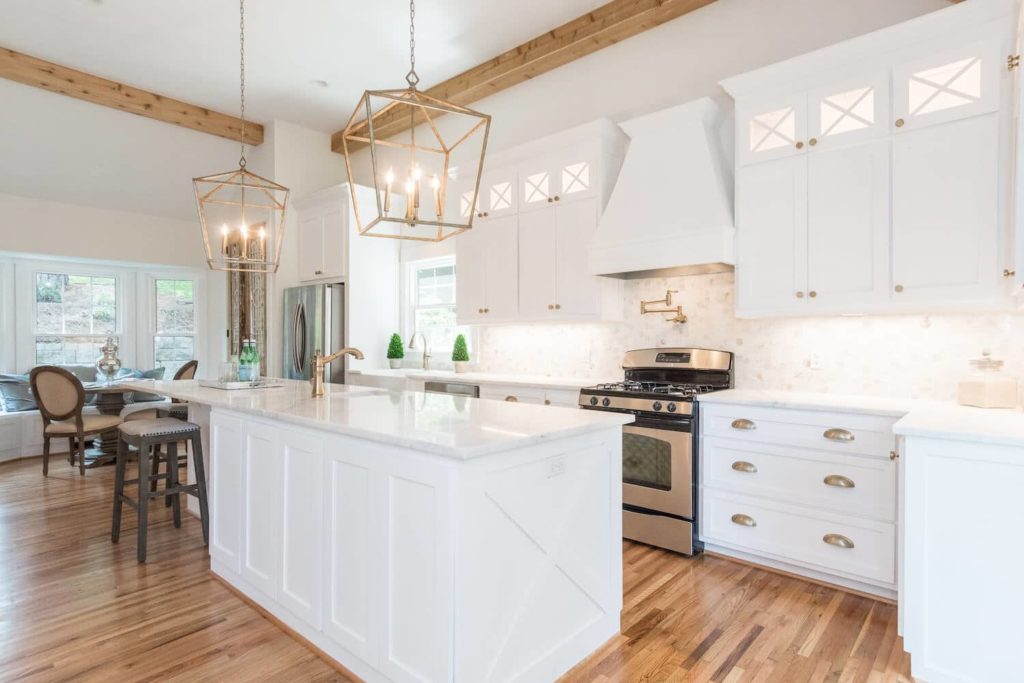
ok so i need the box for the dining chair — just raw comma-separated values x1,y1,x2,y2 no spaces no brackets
29,366,124,476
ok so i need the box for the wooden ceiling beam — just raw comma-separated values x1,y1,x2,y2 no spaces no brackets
0,46,263,146
332,0,717,153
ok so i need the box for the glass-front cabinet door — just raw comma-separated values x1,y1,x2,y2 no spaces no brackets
736,93,807,166
807,70,890,148
893,37,1003,132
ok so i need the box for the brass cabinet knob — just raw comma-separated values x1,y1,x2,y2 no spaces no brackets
484,308,490,313
478,308,484,314
894,284,904,293
809,138,818,146
823,428,855,442
731,461,758,474
314,270,323,275
890,450,899,461
795,141,805,149
554,195,560,201
547,197,554,203
809,290,817,298
823,474,855,488
476,212,483,218
731,513,757,527
484,212,490,217
505,395,518,402
544,399,551,405
823,533,855,549
1004,269,1017,278
555,303,561,310
796,291,805,298
895,118,905,127
548,304,554,310
731,418,756,430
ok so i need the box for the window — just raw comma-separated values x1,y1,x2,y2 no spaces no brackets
406,257,467,357
34,272,118,365
153,279,195,377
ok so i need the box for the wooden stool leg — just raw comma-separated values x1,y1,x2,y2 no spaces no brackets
42,437,50,476
112,436,127,543
190,433,209,546
137,440,150,563
68,437,74,466
150,445,161,495
167,441,181,528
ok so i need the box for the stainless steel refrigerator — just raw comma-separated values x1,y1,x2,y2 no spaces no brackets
282,283,345,384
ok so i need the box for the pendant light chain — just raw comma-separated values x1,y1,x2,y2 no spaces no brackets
406,0,419,88
238,0,247,168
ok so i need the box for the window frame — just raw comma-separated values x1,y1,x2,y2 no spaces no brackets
17,261,132,371
149,276,200,378
401,255,473,365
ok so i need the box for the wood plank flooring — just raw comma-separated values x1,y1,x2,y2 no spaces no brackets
0,456,912,682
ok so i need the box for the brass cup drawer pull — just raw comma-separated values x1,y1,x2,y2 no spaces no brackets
731,461,758,474
730,418,756,431
823,474,855,488
731,513,757,527
823,428,854,442
822,533,855,549
504,395,518,402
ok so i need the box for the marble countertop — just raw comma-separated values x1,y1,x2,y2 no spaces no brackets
699,388,1024,447
133,379,632,459
348,368,615,391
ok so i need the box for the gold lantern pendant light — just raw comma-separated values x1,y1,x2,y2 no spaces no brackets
340,0,491,242
193,0,289,273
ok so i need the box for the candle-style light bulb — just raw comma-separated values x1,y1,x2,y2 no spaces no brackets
411,165,422,209
404,177,416,220
239,224,248,260
258,226,267,260
431,174,442,218
384,167,394,214
220,224,229,256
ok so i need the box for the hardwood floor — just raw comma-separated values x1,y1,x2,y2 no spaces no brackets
0,456,911,682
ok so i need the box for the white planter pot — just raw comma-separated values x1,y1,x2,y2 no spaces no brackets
388,359,403,369
453,361,469,373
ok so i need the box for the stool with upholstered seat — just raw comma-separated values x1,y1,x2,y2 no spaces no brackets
29,366,123,476
112,417,209,563
156,359,198,421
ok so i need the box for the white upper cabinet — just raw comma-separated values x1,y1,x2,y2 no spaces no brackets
736,156,807,312
737,93,807,166
723,0,1017,317
807,70,891,148
298,205,346,281
454,119,627,325
893,38,1002,131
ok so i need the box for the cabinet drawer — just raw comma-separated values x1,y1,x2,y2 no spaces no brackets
702,437,895,522
478,384,546,405
702,490,895,586
701,404,897,458
544,388,581,407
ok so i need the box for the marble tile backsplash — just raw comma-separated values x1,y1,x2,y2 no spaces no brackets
475,272,1024,401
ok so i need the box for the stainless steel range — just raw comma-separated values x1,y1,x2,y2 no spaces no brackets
579,348,733,555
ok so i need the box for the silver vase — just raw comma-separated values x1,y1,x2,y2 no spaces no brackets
96,337,122,383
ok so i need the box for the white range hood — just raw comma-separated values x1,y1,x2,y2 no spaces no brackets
588,97,735,279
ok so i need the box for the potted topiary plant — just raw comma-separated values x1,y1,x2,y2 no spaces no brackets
451,334,470,373
387,333,404,369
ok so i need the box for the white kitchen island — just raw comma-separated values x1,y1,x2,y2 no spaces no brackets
135,379,631,683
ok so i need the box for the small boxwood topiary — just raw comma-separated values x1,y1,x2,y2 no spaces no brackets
387,333,405,360
451,334,470,362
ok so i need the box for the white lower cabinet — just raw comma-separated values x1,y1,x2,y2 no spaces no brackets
206,408,619,682
279,429,324,630
209,413,243,574
478,383,581,408
699,402,898,596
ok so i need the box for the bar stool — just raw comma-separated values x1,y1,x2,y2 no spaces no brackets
156,359,198,422
112,418,209,563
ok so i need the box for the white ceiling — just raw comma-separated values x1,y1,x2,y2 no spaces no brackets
0,0,608,133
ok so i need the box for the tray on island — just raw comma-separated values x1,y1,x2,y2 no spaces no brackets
197,379,287,390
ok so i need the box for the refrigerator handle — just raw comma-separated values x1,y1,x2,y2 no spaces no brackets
293,302,307,373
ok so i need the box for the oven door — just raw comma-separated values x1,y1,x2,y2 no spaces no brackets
622,418,693,520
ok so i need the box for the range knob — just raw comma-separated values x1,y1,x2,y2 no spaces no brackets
602,397,611,407
589,396,599,406
652,401,663,412
667,402,677,413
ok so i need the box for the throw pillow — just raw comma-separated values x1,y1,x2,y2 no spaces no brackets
0,374,36,412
